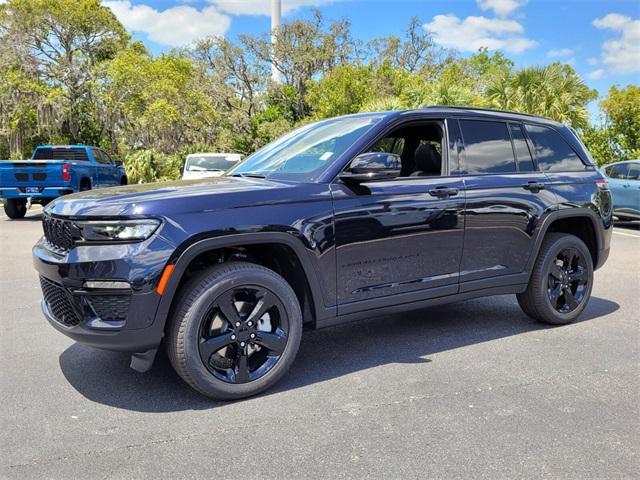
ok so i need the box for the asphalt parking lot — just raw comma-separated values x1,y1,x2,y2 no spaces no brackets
1,207,638,479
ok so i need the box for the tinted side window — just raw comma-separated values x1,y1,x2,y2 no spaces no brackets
608,164,629,179
91,149,108,164
627,163,640,180
460,120,516,174
100,150,114,164
509,123,535,172
525,124,585,172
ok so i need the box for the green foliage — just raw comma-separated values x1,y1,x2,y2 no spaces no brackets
600,85,640,158
0,3,636,178
487,63,597,129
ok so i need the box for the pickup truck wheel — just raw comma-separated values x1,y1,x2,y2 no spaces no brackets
517,233,593,325
79,178,91,191
120,176,128,185
3,198,27,219
166,261,302,400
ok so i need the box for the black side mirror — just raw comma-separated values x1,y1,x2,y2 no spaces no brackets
339,152,401,184
114,160,123,167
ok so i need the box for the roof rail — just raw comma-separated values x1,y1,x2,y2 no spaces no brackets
419,105,547,120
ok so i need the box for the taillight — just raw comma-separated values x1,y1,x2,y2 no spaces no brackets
62,163,70,181
595,178,608,190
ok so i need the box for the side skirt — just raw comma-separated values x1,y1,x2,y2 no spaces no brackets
318,283,527,329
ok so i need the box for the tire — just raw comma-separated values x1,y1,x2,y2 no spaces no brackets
517,233,594,325
166,261,302,400
120,176,128,186
3,198,27,219
79,178,91,191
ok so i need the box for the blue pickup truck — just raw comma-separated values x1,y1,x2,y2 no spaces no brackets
0,145,127,219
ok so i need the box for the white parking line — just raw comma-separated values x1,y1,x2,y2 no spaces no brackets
614,229,640,238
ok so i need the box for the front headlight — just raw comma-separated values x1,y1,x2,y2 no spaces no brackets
78,219,160,242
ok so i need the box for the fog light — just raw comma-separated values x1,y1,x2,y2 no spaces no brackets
83,280,130,290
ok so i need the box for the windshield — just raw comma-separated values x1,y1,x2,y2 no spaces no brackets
227,115,382,181
186,155,240,172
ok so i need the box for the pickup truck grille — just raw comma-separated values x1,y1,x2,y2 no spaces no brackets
42,215,75,252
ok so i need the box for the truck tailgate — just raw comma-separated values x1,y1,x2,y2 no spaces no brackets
0,160,66,187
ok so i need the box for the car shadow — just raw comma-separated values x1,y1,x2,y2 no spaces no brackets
58,295,619,412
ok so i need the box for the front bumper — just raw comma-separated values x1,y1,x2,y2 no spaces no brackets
32,231,176,353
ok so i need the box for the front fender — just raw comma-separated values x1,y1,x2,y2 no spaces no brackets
152,232,336,334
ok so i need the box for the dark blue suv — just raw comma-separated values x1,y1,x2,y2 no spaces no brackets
33,107,613,400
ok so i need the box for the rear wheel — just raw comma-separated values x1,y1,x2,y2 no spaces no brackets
166,261,302,400
3,198,27,219
79,178,91,191
517,233,593,325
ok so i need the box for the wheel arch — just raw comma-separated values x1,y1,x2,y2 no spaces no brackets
154,233,332,334
527,208,604,278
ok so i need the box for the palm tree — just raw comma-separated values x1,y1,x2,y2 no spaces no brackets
487,63,597,128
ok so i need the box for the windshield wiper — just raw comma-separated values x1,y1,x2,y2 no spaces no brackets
229,172,266,179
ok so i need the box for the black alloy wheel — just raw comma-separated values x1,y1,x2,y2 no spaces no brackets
517,233,594,325
167,262,302,400
198,286,289,384
546,247,589,314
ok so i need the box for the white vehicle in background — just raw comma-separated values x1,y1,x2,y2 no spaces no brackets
182,153,242,180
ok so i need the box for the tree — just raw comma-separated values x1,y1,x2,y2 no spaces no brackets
99,44,217,153
368,17,446,76
487,63,597,128
307,64,373,118
599,85,640,159
1,0,128,143
242,11,357,119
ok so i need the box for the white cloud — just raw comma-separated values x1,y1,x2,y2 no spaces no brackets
424,14,537,53
104,1,231,47
209,0,344,16
586,57,598,66
547,48,573,57
593,13,640,74
587,69,605,80
477,0,524,18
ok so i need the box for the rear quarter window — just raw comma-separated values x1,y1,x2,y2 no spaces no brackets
525,124,585,172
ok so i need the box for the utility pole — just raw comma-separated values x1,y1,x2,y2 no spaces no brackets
271,0,281,83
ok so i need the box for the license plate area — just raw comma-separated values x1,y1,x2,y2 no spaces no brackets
26,187,40,194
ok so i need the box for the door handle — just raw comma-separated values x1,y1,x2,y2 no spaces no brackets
428,187,459,197
522,181,545,192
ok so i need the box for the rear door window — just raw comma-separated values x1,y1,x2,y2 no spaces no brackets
525,124,585,172
460,120,516,174
509,123,536,172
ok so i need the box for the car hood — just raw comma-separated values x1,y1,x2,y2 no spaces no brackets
46,176,299,217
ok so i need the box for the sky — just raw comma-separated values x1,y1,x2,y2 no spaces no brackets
102,0,640,116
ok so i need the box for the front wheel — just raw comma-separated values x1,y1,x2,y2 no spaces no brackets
517,233,594,325
3,198,27,219
166,262,302,400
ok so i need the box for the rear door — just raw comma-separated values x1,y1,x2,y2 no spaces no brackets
458,119,557,289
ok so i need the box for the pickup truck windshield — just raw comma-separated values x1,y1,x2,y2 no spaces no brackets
228,115,382,181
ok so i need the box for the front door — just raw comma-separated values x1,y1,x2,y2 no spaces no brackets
331,119,465,314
